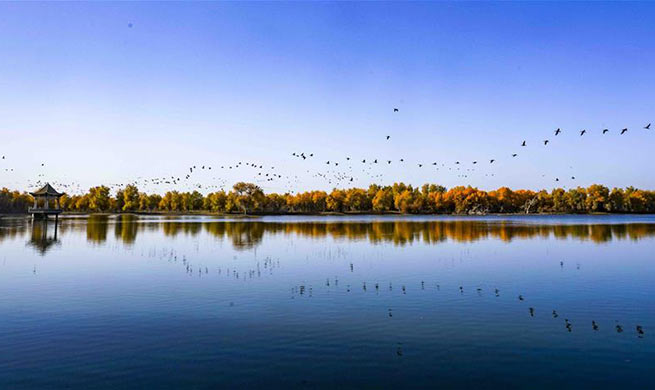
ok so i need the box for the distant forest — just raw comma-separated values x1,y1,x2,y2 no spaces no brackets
2,182,655,215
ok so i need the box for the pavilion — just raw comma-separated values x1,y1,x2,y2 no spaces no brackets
29,183,64,220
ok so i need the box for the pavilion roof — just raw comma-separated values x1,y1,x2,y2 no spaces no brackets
30,183,63,197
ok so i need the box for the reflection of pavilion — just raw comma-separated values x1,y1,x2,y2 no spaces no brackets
27,218,60,255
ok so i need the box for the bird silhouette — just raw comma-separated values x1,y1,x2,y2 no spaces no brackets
490,159,495,164
565,319,572,332
393,108,399,112
645,123,651,130
555,128,561,136
512,154,518,157
544,140,549,145
621,128,628,135
386,136,390,140
602,128,609,134
521,140,526,147
580,129,586,136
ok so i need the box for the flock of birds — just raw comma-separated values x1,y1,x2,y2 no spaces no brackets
136,244,649,344
287,261,647,354
141,247,282,281
289,112,653,188
1,108,653,195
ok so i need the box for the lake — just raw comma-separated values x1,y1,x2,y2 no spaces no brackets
1,215,654,389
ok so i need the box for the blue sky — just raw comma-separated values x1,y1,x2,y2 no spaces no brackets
1,2,654,195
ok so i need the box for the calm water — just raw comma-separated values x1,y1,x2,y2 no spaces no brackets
1,215,654,389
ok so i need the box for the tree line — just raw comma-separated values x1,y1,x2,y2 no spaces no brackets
2,182,655,215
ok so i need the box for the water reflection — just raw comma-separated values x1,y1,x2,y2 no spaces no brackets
2,216,655,251
26,219,59,255
1,215,653,388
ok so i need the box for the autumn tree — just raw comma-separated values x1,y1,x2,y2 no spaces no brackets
232,182,264,214
585,184,609,212
372,188,394,212
88,186,110,212
326,189,346,212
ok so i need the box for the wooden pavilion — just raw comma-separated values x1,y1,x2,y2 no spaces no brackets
29,183,64,220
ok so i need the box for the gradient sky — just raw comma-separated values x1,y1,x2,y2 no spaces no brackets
1,2,654,195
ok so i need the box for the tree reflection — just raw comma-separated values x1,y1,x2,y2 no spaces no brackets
138,220,655,248
114,214,138,244
87,215,109,244
3,217,655,251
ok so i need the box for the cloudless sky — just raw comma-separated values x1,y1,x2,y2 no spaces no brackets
1,2,654,195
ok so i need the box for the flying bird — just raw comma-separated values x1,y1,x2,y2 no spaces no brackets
644,123,651,129
490,159,495,164
602,129,609,134
521,141,526,147
393,108,399,112
544,140,549,145
512,153,518,157
386,136,390,140
621,128,628,135
555,128,561,136
580,129,586,136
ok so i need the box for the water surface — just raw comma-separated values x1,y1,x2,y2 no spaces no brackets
1,215,654,389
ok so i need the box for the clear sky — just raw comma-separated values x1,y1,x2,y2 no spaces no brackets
1,2,654,195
